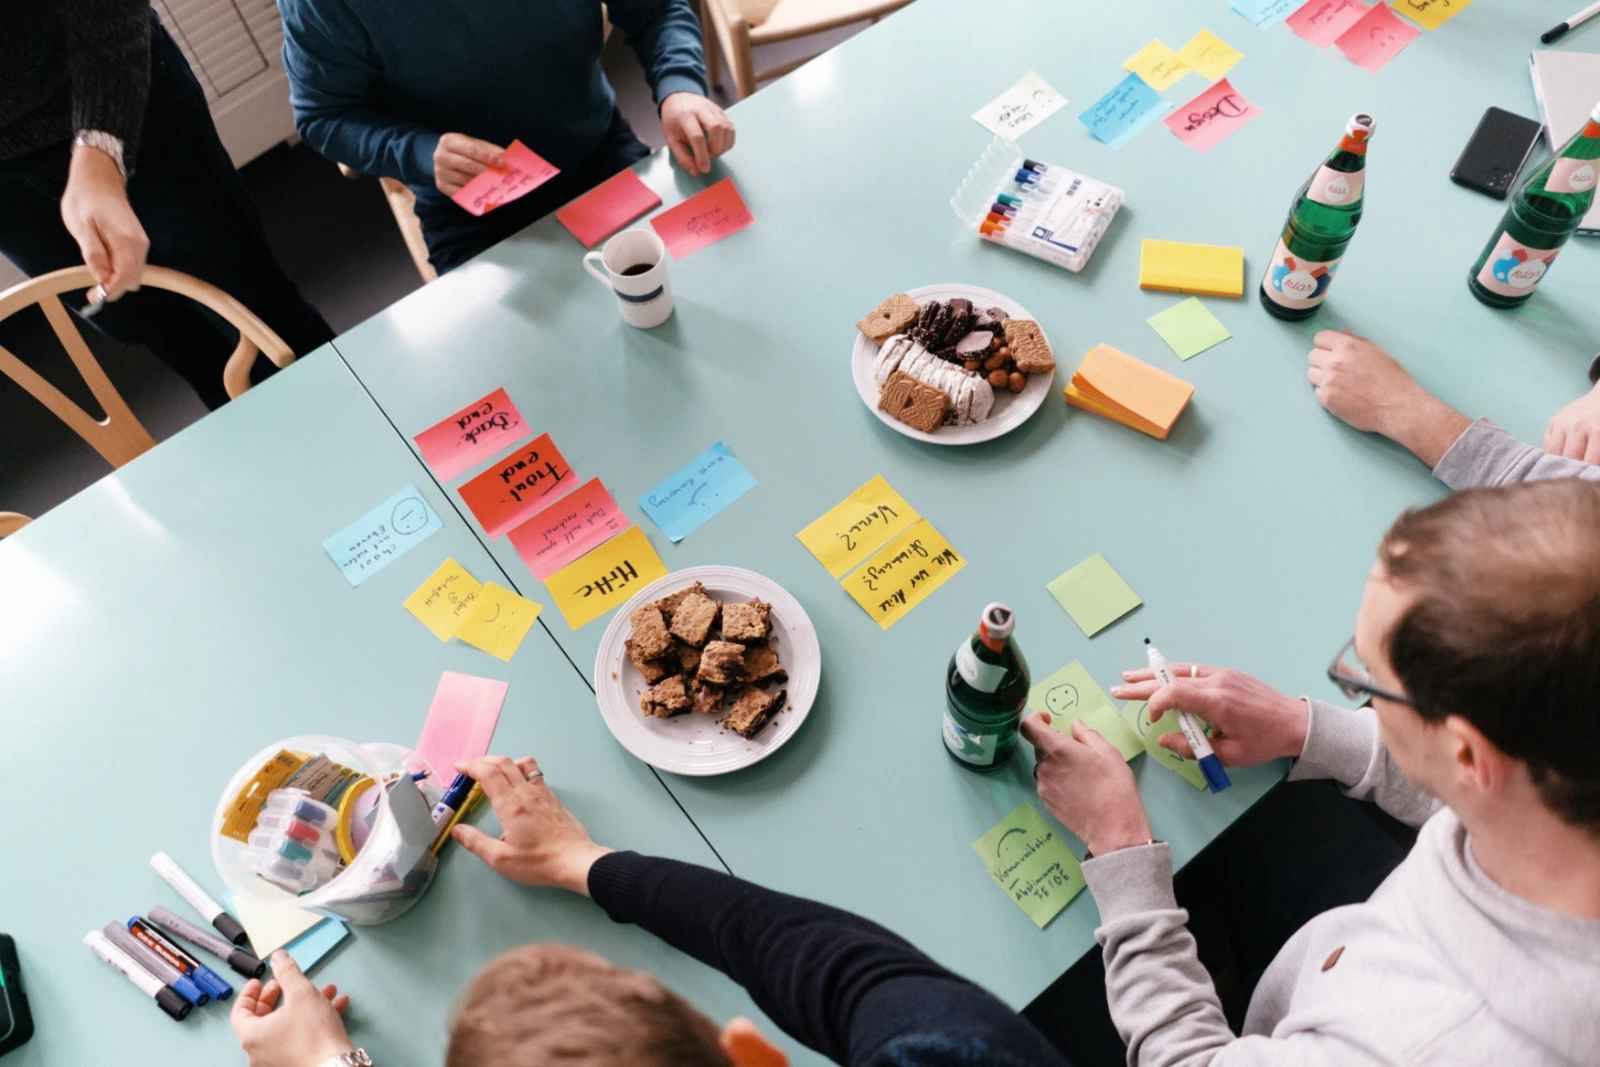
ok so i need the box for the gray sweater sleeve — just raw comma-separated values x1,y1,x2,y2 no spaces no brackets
1432,417,1600,489
1288,700,1440,829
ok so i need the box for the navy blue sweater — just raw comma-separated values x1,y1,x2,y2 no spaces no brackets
589,852,1072,1067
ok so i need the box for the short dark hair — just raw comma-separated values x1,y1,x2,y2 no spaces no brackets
1379,479,1600,834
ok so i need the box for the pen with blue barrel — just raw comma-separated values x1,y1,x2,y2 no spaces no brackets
1145,639,1231,793
430,773,476,825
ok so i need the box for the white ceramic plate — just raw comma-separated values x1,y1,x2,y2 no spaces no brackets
593,566,820,776
852,283,1055,446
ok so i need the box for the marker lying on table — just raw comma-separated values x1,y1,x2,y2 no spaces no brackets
148,905,265,979
127,917,232,1001
1145,638,1231,793
1541,0,1600,43
151,852,250,946
102,923,208,1007
83,931,191,1021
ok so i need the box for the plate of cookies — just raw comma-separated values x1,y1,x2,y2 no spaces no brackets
593,566,820,776
852,284,1056,445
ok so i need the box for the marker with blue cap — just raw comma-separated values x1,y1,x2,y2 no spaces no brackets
430,773,476,825
1145,638,1231,793
127,917,233,1001
101,923,208,1007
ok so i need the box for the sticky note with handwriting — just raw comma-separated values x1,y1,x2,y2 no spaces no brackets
842,519,965,630
650,178,754,260
413,387,531,481
454,581,541,662
508,477,629,581
1287,0,1370,47
971,71,1068,138
797,475,921,578
417,671,508,780
1175,29,1243,81
1028,662,1143,761
1390,0,1472,31
1336,2,1419,70
450,140,559,217
1047,553,1141,637
1147,297,1232,360
323,485,444,587
404,557,483,641
556,168,662,247
1231,0,1305,27
972,803,1085,929
546,525,668,629
1120,700,1209,789
458,433,576,539
1165,78,1260,154
639,442,757,542
1123,41,1188,92
1079,72,1174,150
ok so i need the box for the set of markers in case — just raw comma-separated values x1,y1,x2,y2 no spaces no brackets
243,789,343,893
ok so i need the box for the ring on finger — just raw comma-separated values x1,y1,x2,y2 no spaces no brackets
1191,665,1199,678
526,769,544,781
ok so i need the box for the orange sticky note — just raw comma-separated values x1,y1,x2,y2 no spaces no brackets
413,387,531,481
649,178,754,259
450,140,560,217
458,433,577,539
1065,344,1194,440
556,170,663,247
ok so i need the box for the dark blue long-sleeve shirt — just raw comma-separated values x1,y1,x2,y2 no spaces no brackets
278,0,706,208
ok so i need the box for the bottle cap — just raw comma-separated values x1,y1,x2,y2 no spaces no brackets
1347,113,1375,140
979,603,1015,640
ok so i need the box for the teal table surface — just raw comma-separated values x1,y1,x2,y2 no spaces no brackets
0,352,817,1065
327,0,1600,1009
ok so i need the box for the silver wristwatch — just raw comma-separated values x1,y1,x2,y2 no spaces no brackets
317,1053,372,1067
72,130,127,177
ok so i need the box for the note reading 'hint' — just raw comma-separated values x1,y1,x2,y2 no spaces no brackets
546,525,669,629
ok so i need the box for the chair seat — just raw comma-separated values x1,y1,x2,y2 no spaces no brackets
747,0,911,43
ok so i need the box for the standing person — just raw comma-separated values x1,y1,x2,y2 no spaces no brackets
0,1,335,411
279,0,737,275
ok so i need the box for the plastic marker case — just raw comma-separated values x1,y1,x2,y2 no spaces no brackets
952,136,1124,273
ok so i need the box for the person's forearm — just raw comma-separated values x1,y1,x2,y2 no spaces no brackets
1386,393,1474,470
1288,701,1440,829
1433,417,1600,489
607,0,708,103
294,106,440,188
62,0,152,163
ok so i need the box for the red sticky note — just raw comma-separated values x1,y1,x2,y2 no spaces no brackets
412,388,532,481
458,433,577,539
508,477,631,581
1286,0,1370,47
1335,3,1420,71
416,671,508,779
450,140,560,217
555,170,663,248
1164,78,1262,154
649,178,755,260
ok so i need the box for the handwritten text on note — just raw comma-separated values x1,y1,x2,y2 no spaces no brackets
972,803,1085,929
649,179,754,259
546,525,668,629
450,140,560,217
413,387,531,481
1164,78,1261,154
971,71,1068,138
842,519,965,630
458,433,576,539
1079,72,1174,150
796,475,921,578
639,442,758,542
508,477,630,581
1287,0,1371,47
322,484,443,587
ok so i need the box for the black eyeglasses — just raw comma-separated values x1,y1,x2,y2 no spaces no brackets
1327,636,1413,706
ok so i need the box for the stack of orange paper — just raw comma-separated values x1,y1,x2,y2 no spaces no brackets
1064,344,1194,440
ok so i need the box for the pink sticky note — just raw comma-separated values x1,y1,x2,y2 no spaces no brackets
457,432,577,539
450,140,560,217
555,170,663,248
1335,3,1420,71
412,388,532,481
508,477,631,581
1165,79,1262,154
649,178,754,260
1286,0,1370,47
416,671,508,779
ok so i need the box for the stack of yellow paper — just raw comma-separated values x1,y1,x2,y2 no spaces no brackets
1064,344,1195,440
1139,239,1244,297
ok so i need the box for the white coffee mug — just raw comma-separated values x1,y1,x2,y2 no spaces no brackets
582,229,674,328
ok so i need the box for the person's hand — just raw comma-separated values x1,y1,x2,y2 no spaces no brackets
451,756,614,895
1306,330,1472,467
1020,713,1152,857
230,951,352,1067
1111,664,1309,767
1543,380,1600,466
60,144,148,301
660,92,736,177
433,133,506,197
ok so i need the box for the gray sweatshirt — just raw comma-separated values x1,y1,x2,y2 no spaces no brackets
1079,418,1600,1065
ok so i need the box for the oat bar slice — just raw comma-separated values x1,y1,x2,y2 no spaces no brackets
639,676,691,718
696,640,746,686
691,678,725,714
625,638,670,684
673,639,701,675
669,592,721,647
628,606,674,660
742,642,788,686
652,582,708,624
724,685,785,739
721,598,772,642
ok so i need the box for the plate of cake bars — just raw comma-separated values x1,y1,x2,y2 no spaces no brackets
852,284,1057,445
593,566,821,776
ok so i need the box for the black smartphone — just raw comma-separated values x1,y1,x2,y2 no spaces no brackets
1451,107,1543,199
0,936,33,1056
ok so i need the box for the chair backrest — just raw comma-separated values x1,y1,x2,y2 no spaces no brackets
0,265,296,468
0,512,31,537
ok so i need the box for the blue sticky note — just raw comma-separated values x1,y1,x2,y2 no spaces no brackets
1230,0,1301,27
224,893,350,974
1078,73,1175,150
638,442,757,542
322,484,444,586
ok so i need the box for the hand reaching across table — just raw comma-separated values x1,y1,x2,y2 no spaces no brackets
1543,380,1600,466
449,755,615,894
229,952,352,1067
660,92,736,177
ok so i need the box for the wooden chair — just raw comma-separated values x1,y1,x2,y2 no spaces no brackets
701,0,914,100
0,512,30,536
335,165,439,285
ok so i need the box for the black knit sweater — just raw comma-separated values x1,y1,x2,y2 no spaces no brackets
0,0,152,163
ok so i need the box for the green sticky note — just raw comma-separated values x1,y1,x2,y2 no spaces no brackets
972,802,1086,928
1147,297,1232,361
1120,700,1208,790
1047,554,1142,637
1028,662,1143,761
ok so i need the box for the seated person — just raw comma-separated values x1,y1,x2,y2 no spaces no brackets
278,0,736,274
230,756,1070,1067
1024,478,1600,1064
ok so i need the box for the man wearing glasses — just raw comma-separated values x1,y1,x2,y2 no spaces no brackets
1024,479,1600,1064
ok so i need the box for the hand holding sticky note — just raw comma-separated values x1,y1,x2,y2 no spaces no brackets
972,803,1085,928
1028,662,1143,760
451,140,560,217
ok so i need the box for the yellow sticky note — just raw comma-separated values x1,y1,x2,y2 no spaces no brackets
231,885,325,955
546,525,668,629
1120,700,1208,790
1123,40,1188,91
454,581,541,662
797,475,921,579
1139,239,1244,298
1390,0,1473,30
1175,28,1243,81
842,518,965,629
404,558,483,641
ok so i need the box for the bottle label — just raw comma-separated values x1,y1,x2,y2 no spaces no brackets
1545,158,1597,195
1262,239,1340,310
955,640,1008,694
943,711,998,765
1306,165,1363,207
1475,231,1561,297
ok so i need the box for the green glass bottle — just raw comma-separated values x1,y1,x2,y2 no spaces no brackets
943,602,1030,772
1260,113,1375,321
1468,103,1600,308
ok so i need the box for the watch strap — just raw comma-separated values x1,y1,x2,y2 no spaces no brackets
317,1052,371,1067
72,130,127,178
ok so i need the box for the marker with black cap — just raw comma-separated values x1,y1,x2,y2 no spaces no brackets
127,918,233,1001
150,852,250,946
1542,1,1600,43
83,932,190,1021
148,905,265,979
101,924,208,1007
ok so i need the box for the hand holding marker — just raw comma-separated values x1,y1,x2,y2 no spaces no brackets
1145,638,1231,793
